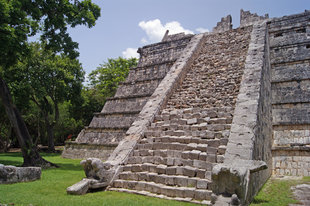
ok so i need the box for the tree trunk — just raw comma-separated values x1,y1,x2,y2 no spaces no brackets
44,115,55,153
0,77,57,168
43,97,56,153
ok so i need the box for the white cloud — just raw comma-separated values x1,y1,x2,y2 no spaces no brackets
196,27,209,33
140,37,148,44
138,19,194,43
122,48,139,59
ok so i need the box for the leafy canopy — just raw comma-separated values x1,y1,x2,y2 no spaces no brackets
0,0,101,68
88,57,138,100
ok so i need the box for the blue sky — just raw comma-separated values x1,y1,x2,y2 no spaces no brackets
67,0,309,76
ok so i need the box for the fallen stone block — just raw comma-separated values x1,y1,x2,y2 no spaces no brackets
0,165,41,184
67,178,92,195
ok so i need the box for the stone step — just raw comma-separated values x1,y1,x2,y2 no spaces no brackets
102,96,148,114
108,188,211,205
88,114,137,129
134,144,218,155
114,79,160,98
149,122,232,132
107,93,152,101
125,63,171,83
144,129,230,139
133,142,218,154
111,179,212,201
139,137,225,148
78,128,127,145
154,114,233,123
121,163,212,179
127,155,216,168
118,171,211,189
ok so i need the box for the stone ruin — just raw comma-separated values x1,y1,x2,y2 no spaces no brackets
0,164,41,184
63,9,310,205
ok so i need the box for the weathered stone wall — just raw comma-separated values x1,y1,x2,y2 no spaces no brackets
273,149,310,176
212,20,272,205
212,15,232,33
240,9,268,27
137,35,192,67
269,10,310,176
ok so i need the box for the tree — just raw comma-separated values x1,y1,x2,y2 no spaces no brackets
88,57,138,99
5,43,85,152
0,0,100,167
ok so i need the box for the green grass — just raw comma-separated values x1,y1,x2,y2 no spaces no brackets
0,152,195,206
250,176,310,206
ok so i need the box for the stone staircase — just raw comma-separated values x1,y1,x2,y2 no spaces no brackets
109,26,253,204
66,10,310,205
268,11,310,176
62,33,193,160
110,107,233,204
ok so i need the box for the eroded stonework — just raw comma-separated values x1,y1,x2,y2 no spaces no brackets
65,9,310,206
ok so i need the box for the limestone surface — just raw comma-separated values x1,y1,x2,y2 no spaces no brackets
0,165,41,184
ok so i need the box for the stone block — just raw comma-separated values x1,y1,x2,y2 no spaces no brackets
138,172,148,181
136,182,146,190
67,179,92,195
197,144,208,152
194,189,207,200
197,179,209,189
165,176,175,186
112,180,123,188
189,150,201,160
175,176,188,187
166,166,177,175
0,165,41,184
206,147,217,154
166,157,174,166
131,164,142,172
183,166,196,177
207,154,217,163
187,143,198,150
156,165,167,174
181,151,190,159
196,169,206,178
187,118,198,125
154,175,166,184
199,152,207,161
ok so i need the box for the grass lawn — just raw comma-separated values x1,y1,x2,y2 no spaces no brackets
251,176,310,206
0,152,195,206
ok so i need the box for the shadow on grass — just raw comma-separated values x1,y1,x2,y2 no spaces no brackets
53,163,83,171
0,152,23,157
0,152,83,172
0,159,23,167
251,198,269,204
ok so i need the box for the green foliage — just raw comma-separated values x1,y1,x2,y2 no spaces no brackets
2,43,85,147
88,57,138,101
0,0,101,68
0,152,196,206
54,101,84,143
250,177,310,206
